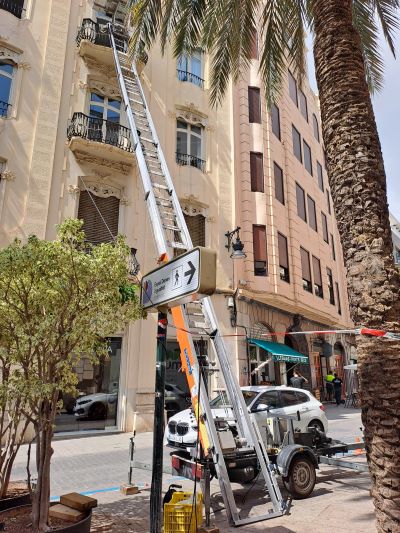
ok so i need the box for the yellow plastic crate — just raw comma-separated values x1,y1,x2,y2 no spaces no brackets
163,491,203,533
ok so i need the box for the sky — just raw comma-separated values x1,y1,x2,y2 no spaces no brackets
306,35,400,221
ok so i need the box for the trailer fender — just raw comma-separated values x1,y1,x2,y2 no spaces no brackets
276,445,318,478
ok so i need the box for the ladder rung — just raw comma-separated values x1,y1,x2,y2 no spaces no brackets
148,169,164,177
152,183,172,193
163,223,181,231
129,98,145,107
156,200,173,208
171,242,187,249
140,136,157,145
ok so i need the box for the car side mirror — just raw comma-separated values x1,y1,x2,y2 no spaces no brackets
252,403,270,413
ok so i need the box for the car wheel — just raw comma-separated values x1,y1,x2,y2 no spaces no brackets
283,455,316,499
88,402,106,420
307,420,324,432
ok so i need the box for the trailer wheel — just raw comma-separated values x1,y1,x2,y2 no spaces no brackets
283,455,316,499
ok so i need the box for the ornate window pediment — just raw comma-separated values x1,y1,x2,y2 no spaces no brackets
175,103,208,127
78,177,122,199
88,78,120,100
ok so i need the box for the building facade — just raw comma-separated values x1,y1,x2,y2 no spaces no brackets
0,0,352,435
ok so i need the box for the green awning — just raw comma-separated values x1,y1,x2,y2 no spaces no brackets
248,338,309,365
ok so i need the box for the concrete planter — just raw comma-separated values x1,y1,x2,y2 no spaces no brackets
0,504,92,532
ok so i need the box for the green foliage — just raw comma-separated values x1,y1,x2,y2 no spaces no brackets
0,219,144,411
130,0,400,106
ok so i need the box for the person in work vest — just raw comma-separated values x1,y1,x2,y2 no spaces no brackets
325,372,335,402
332,373,343,406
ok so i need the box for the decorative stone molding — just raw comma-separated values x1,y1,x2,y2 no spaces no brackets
78,80,88,90
73,150,131,174
1,169,16,181
18,62,31,70
206,216,216,223
68,184,80,195
0,44,21,64
78,178,122,199
176,103,208,127
180,195,208,217
89,79,120,99
85,57,118,81
120,196,130,205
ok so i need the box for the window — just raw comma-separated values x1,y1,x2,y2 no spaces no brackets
296,183,307,222
271,104,281,140
77,190,120,244
0,0,24,18
300,247,312,292
307,195,317,231
250,30,258,59
327,268,335,305
253,225,267,276
281,390,300,407
248,87,261,123
274,162,285,204
326,190,331,214
299,90,308,121
303,140,312,175
250,152,264,192
312,256,323,298
312,114,320,142
331,235,336,260
177,50,203,88
335,282,342,315
317,161,324,191
324,149,328,169
292,125,302,162
288,70,298,106
176,120,204,170
88,92,121,143
255,390,281,409
0,61,15,118
184,213,205,246
295,391,310,404
321,212,329,243
278,232,290,282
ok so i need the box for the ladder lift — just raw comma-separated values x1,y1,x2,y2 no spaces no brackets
108,26,287,526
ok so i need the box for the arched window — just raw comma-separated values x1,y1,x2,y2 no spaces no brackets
0,61,15,117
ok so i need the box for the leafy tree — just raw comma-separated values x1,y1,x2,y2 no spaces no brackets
0,219,143,532
131,1,400,531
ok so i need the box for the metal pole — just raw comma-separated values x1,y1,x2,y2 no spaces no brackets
150,312,167,533
204,457,211,528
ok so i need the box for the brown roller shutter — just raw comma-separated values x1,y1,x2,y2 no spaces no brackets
250,152,264,192
77,190,120,244
300,247,311,282
248,87,261,123
253,225,267,261
184,214,205,247
250,30,258,59
312,256,322,286
278,233,289,268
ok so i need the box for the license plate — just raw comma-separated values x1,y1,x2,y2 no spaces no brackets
172,435,183,443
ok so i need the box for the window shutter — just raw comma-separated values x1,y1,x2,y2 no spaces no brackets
296,184,306,221
300,247,311,282
278,233,289,268
274,162,284,204
271,104,281,140
253,225,267,261
184,214,205,247
307,195,317,231
248,87,261,123
321,212,329,242
250,152,264,192
312,256,322,286
250,30,258,59
77,190,120,244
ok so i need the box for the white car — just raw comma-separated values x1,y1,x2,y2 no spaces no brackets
165,385,328,448
73,392,118,420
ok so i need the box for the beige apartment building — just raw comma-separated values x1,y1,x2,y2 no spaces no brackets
0,0,353,435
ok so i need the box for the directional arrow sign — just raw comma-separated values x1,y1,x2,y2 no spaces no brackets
141,247,216,310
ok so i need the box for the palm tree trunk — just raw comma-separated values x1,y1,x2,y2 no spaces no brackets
312,1,400,531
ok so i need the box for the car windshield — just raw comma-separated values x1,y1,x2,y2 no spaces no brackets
210,390,258,407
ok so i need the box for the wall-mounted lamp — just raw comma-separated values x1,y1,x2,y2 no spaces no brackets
128,247,140,277
225,226,246,260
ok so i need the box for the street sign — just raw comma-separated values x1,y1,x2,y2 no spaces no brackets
141,247,216,310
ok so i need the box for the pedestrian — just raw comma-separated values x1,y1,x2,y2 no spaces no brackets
325,372,335,402
332,372,343,406
290,370,308,389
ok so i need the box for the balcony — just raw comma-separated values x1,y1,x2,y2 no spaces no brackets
0,101,12,118
67,112,134,170
76,19,127,66
0,0,25,19
176,152,205,172
177,70,204,89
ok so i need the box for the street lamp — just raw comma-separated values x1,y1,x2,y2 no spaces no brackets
225,226,247,259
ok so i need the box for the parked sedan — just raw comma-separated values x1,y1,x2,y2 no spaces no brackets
165,385,328,448
73,392,118,420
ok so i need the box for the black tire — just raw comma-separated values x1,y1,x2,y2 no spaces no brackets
283,455,316,499
307,419,324,432
88,402,106,420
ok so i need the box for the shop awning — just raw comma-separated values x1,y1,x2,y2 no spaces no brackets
248,338,309,365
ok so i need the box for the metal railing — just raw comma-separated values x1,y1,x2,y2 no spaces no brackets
67,112,133,153
76,18,127,52
176,152,205,172
0,101,12,118
177,69,204,89
0,0,25,19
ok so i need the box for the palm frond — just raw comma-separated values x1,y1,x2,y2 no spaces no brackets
352,0,384,93
286,0,308,85
129,0,162,58
372,0,400,56
171,0,207,57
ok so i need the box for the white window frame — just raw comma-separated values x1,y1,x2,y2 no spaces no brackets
177,50,203,87
176,119,204,169
0,60,16,118
88,91,121,123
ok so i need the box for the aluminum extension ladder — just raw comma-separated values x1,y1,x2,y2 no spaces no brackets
109,26,287,526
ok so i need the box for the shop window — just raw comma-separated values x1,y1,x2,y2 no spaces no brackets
248,87,261,123
307,195,317,232
77,190,120,244
296,183,307,222
299,89,308,121
321,211,329,243
300,247,312,293
292,125,302,162
250,152,264,192
253,225,267,276
313,114,320,142
274,162,284,204
0,61,15,118
278,232,290,282
271,104,281,140
288,70,298,106
303,140,312,175
312,256,323,298
327,268,335,305
176,119,205,171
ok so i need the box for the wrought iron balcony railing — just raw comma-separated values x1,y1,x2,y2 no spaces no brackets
177,69,204,89
76,18,127,52
67,112,133,153
0,0,25,19
0,101,12,118
176,152,205,172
